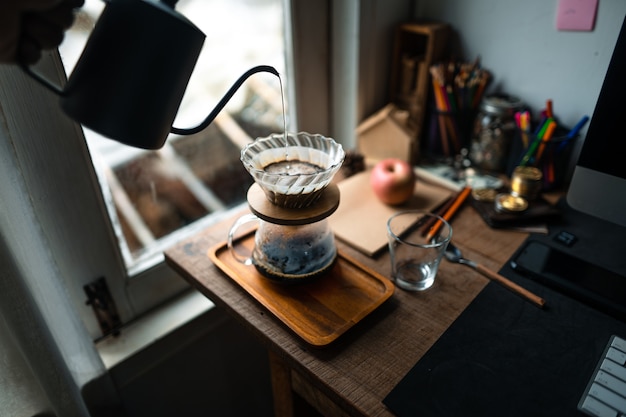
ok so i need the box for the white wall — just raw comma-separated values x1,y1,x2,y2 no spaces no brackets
416,0,626,133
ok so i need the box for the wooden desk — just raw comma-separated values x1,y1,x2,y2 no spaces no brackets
164,203,529,417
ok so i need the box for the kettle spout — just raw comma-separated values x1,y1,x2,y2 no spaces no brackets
170,65,280,136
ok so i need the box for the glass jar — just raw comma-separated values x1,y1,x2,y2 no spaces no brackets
469,94,524,172
227,182,341,284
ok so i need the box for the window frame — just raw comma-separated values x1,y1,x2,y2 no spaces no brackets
1,56,136,338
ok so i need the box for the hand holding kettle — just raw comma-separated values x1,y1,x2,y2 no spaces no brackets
0,0,84,64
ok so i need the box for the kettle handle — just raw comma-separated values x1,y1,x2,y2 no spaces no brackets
170,64,279,136
19,63,66,97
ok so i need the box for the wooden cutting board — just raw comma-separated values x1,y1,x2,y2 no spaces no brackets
329,170,452,256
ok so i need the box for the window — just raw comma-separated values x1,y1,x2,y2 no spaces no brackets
60,0,289,274
47,0,294,338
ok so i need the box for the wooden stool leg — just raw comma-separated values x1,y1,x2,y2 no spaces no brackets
268,350,294,417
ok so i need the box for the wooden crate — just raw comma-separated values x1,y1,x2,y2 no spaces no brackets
389,21,450,162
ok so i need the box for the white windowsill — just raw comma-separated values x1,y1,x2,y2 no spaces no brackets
95,290,216,370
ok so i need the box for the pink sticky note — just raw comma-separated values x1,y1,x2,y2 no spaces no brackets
556,0,598,31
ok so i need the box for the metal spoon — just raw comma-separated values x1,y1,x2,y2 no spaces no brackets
443,242,546,308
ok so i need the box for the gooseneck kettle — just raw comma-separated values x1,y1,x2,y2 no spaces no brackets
22,0,279,150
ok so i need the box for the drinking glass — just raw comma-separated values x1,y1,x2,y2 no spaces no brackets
387,211,452,291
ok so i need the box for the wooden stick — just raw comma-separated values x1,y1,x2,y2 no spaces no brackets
420,192,459,236
475,264,546,308
398,195,456,242
425,186,471,241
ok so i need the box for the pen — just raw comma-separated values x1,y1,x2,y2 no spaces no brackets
425,186,472,241
567,115,590,139
537,117,553,139
535,120,557,163
520,118,554,166
520,110,530,149
534,115,547,135
546,99,554,119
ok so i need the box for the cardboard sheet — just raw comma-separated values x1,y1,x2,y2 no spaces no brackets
329,171,452,256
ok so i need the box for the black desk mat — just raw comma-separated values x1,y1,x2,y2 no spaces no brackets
383,256,626,417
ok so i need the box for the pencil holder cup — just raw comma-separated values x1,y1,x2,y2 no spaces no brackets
506,126,578,191
424,109,476,159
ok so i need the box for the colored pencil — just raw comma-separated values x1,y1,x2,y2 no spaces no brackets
429,60,491,156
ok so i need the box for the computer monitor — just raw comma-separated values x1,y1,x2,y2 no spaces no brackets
567,16,626,228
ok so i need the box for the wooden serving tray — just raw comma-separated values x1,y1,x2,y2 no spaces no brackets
208,232,394,347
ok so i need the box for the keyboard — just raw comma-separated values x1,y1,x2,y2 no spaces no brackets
579,335,626,417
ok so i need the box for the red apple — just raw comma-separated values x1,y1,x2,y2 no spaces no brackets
370,158,416,205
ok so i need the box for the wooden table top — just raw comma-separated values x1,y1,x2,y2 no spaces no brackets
164,199,529,417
